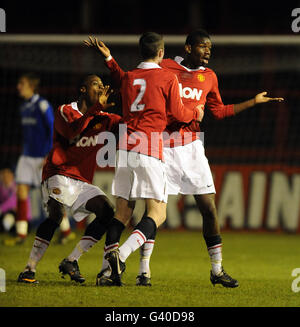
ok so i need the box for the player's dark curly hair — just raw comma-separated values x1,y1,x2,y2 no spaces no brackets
185,29,210,46
139,32,164,60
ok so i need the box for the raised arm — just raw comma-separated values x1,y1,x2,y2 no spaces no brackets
84,36,125,89
84,36,111,59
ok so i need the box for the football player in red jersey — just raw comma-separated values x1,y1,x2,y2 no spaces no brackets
17,75,122,284
160,29,283,288
85,30,283,288
86,32,203,286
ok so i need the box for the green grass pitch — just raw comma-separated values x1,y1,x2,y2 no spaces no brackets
0,230,299,307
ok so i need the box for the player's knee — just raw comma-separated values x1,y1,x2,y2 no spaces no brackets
156,213,166,228
95,200,115,226
146,211,166,228
47,198,64,224
114,212,131,226
201,200,217,219
17,184,29,200
84,202,115,240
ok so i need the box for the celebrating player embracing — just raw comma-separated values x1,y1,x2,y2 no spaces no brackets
85,29,283,288
86,32,203,286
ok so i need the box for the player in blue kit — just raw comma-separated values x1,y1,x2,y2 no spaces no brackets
4,73,72,245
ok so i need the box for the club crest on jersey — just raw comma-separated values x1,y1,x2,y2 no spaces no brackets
197,73,205,82
52,188,61,195
179,83,203,100
93,123,102,130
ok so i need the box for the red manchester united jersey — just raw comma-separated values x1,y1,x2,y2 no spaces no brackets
161,57,235,146
42,102,122,184
106,58,200,160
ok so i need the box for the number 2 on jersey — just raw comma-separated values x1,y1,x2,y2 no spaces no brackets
130,79,146,112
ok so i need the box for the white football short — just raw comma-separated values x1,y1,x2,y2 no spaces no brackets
163,139,216,195
112,150,168,203
42,174,106,221
15,155,44,187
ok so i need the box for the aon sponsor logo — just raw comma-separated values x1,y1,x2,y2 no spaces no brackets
76,135,98,147
179,83,203,100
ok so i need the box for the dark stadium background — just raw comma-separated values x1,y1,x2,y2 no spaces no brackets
1,0,300,167
2,0,298,35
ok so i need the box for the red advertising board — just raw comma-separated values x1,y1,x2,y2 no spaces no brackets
94,165,300,233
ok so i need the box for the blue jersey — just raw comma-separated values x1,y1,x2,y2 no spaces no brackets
19,94,54,157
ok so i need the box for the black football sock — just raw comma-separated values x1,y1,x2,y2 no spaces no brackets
100,218,126,273
36,218,60,242
105,217,126,250
119,216,157,262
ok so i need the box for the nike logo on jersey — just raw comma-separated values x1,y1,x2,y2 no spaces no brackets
179,83,203,100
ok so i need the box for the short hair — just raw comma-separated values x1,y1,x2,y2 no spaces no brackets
19,72,40,92
77,74,99,96
79,74,97,88
185,29,210,46
139,32,164,60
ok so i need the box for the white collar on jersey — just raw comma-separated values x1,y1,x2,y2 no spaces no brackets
137,61,162,69
174,56,206,72
70,101,103,115
71,101,83,115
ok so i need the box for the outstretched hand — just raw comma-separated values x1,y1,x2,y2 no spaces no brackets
99,85,115,110
255,92,284,104
84,36,111,59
